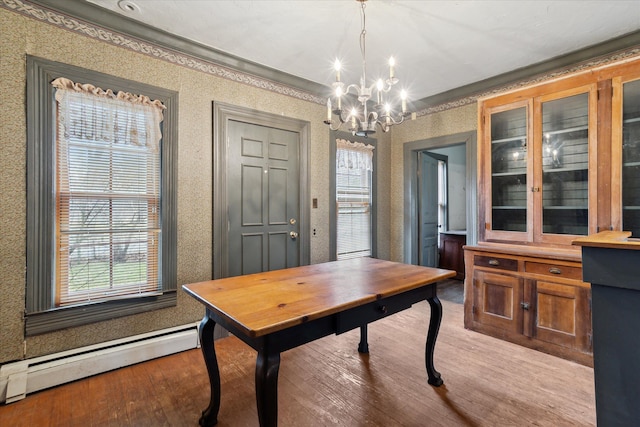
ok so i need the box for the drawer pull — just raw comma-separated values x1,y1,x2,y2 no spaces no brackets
379,305,388,314
549,267,562,275
521,302,530,310
489,259,500,266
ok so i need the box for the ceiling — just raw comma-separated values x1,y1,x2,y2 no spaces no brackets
80,1,640,104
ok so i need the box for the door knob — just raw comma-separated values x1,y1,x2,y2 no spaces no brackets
290,231,299,240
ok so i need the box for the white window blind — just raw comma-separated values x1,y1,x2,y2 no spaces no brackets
52,78,165,307
336,138,374,260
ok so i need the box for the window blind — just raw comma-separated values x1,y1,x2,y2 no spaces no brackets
53,78,165,307
336,139,374,260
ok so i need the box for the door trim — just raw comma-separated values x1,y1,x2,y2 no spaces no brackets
403,131,477,265
212,102,310,279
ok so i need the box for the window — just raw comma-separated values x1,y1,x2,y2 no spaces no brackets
437,159,448,234
26,57,177,335
53,78,164,306
335,138,375,260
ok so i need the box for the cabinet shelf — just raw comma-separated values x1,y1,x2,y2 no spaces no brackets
491,136,526,144
492,171,526,177
543,166,587,174
543,206,588,210
493,206,527,210
543,124,588,136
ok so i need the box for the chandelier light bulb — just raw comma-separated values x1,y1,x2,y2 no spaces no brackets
401,89,407,113
334,59,341,82
389,56,396,79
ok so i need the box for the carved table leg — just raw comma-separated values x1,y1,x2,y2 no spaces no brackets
256,347,281,427
425,295,444,386
358,325,370,353
198,313,221,426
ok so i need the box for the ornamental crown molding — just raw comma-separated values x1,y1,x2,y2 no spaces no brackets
4,0,640,117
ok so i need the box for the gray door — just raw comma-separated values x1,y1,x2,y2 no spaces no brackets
418,152,440,267
227,120,300,276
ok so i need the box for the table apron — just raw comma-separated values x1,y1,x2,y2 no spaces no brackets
335,285,435,334
206,283,437,354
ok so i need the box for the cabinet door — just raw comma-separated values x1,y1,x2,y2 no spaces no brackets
438,233,465,279
533,84,598,245
530,280,591,352
612,73,640,236
481,100,533,242
473,270,523,334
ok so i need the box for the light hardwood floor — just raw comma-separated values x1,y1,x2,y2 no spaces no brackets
0,281,595,426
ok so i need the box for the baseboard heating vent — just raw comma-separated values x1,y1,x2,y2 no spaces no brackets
0,323,199,404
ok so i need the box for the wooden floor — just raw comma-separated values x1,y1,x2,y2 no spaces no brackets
0,280,595,426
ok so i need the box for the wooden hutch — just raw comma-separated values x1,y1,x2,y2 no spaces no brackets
464,56,640,366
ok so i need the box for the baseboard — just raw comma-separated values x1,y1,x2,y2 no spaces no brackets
0,323,200,403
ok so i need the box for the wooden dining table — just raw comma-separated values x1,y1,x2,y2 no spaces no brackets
182,257,456,427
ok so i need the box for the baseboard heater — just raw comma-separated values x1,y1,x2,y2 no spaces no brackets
0,323,200,404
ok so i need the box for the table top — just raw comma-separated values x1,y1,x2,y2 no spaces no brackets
182,258,455,338
573,230,640,250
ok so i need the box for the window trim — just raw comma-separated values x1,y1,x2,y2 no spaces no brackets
329,131,377,261
26,56,178,336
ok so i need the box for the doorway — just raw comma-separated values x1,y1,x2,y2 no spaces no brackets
402,131,477,265
212,102,310,279
418,151,447,267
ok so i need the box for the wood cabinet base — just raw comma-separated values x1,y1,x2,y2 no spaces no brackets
464,244,593,367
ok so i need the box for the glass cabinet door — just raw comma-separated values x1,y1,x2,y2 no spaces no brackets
490,106,528,233
621,78,640,237
539,92,590,236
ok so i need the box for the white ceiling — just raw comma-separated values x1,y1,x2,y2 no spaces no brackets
86,0,640,101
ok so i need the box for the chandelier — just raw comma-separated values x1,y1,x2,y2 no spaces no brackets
324,0,414,137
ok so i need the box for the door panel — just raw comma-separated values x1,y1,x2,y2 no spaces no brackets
268,167,288,224
533,280,591,351
419,152,439,267
228,120,299,277
268,232,288,271
241,233,263,275
473,270,523,334
242,164,264,225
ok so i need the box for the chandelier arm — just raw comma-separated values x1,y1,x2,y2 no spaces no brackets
386,114,406,126
344,83,363,96
328,120,343,131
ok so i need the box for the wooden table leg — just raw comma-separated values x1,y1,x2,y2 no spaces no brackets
426,295,444,386
358,325,370,353
198,313,221,426
256,347,280,427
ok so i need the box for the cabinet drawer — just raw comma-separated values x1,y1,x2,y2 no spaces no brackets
474,255,518,271
525,262,582,281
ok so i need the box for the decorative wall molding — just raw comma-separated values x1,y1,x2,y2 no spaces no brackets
4,0,640,117
3,0,325,105
417,46,640,117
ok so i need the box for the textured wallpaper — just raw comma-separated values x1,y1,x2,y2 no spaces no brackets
0,1,478,363
0,6,333,362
